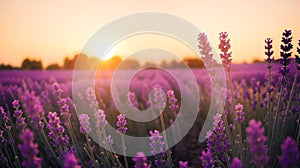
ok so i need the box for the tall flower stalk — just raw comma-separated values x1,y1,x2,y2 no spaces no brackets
264,38,274,138
270,30,293,158
116,114,128,168
295,40,300,142
18,128,43,168
246,119,269,167
153,84,173,167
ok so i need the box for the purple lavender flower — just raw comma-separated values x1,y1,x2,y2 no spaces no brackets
128,91,139,108
279,29,293,79
219,32,232,71
167,90,179,112
63,152,81,168
79,114,92,134
279,137,299,168
199,150,214,168
47,112,69,146
0,106,8,125
21,91,45,128
57,98,72,126
18,128,42,168
0,129,7,145
12,100,26,131
296,40,300,70
230,157,242,168
265,38,274,69
153,84,166,111
235,103,245,123
246,119,269,167
149,130,164,155
132,152,150,168
198,32,217,68
52,82,64,97
116,114,127,134
207,113,230,159
85,87,99,110
94,109,108,127
179,161,188,168
106,135,114,146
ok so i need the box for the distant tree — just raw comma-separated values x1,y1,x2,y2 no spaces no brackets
118,58,141,69
184,58,205,68
21,58,43,70
0,64,19,70
46,63,61,70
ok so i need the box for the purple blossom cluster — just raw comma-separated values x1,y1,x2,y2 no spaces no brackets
218,32,232,71
53,83,72,126
116,114,127,134
153,84,166,111
12,100,26,131
18,128,42,168
63,152,81,168
279,137,299,168
132,152,150,168
47,112,69,146
149,130,167,167
79,114,92,134
167,90,179,113
246,119,269,167
234,103,245,123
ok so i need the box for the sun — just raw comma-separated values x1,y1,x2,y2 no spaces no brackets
101,48,116,61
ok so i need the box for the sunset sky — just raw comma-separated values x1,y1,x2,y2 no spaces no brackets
0,0,299,67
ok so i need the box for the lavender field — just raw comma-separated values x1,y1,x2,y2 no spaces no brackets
0,31,300,168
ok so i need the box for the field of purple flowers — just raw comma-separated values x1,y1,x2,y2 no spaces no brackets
0,30,299,168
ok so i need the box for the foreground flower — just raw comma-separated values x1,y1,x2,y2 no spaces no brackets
79,114,92,134
21,91,45,128
12,100,26,131
94,109,108,128
279,29,293,78
132,152,150,168
0,106,9,125
198,32,217,68
296,40,300,70
18,128,42,168
64,152,81,168
246,119,269,167
218,32,232,71
116,114,127,134
235,103,245,123
279,137,299,168
153,84,166,111
149,130,167,167
47,112,69,146
265,38,274,69
167,90,179,113
179,161,188,168
230,157,242,168
199,150,214,168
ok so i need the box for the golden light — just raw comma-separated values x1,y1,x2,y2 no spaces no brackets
101,48,116,61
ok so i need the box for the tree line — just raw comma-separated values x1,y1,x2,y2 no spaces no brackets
0,53,206,70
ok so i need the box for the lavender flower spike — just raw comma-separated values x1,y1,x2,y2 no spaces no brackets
132,152,150,168
94,109,108,128
149,130,164,155
64,152,81,168
279,29,293,78
230,157,242,168
47,112,69,146
12,100,26,131
167,90,179,113
246,119,269,167
179,161,189,168
199,150,214,168
198,32,217,68
153,84,166,111
235,103,245,123
18,128,42,168
116,114,127,134
79,114,92,134
218,32,232,71
295,40,300,70
279,137,299,168
265,38,274,69
0,106,9,125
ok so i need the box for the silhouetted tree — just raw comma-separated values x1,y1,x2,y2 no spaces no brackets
184,58,205,68
21,58,43,70
46,63,61,70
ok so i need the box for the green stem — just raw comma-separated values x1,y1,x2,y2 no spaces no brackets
121,134,128,168
159,112,173,168
280,69,298,140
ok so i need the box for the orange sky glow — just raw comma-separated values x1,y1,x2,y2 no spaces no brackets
0,0,299,67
